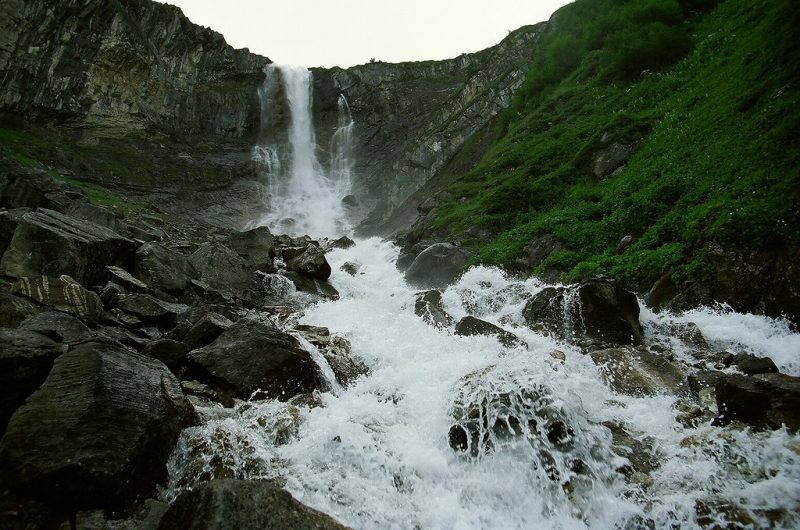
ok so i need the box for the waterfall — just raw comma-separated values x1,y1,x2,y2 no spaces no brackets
252,64,353,237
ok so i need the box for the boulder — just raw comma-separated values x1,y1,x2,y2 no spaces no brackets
643,272,678,311
590,142,634,178
189,242,253,293
0,208,28,258
0,162,78,211
141,339,188,371
294,325,368,387
64,201,119,230
0,291,41,327
0,208,137,286
326,235,355,251
18,310,95,344
117,294,188,327
454,316,525,348
156,479,347,530
182,312,233,350
602,422,659,476
0,329,63,435
414,289,454,329
404,243,471,289
283,244,332,280
340,261,360,276
0,343,194,511
590,347,686,396
106,265,149,292
187,318,325,400
134,243,195,293
523,279,643,346
714,373,800,431
726,353,779,375
226,226,275,272
282,271,339,300
12,275,104,323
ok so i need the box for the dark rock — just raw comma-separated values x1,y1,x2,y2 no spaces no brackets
404,242,471,289
65,201,118,230
106,265,149,292
0,291,41,327
294,325,368,387
0,329,63,435
454,315,525,348
187,317,325,400
513,234,564,270
0,208,27,258
0,162,78,211
18,310,95,344
134,243,195,293
590,347,686,396
326,235,355,251
0,343,194,511
643,272,678,311
157,479,347,530
340,261,360,275
283,244,332,280
603,422,659,476
12,275,104,323
189,242,253,293
687,370,727,396
591,142,634,178
615,235,635,255
0,208,137,286
182,312,233,350
141,339,188,371
117,293,188,327
695,496,756,530
715,373,800,431
414,289,454,329
0,491,62,530
282,271,339,300
108,498,169,530
726,353,779,375
523,279,643,346
100,281,126,307
225,226,275,272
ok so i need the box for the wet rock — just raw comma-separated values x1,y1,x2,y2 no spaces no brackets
0,291,41,327
182,312,233,350
523,279,643,346
590,347,686,396
117,293,188,327
454,315,525,348
294,325,368,387
141,339,188,372
725,353,778,375
326,235,355,251
18,310,95,344
603,422,659,476
695,496,756,530
340,261,360,275
187,317,325,400
134,242,195,293
643,271,678,311
0,342,194,511
105,498,169,530
282,271,339,299
714,373,800,431
12,275,103,323
405,242,472,289
226,226,275,272
0,329,63,435
414,289,454,329
189,242,253,293
0,208,137,286
283,244,332,280
157,479,347,530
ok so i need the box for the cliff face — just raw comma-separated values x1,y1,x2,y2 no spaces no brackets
0,0,268,141
0,0,539,234
311,26,542,232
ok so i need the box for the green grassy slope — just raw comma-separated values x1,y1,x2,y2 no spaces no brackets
429,0,800,291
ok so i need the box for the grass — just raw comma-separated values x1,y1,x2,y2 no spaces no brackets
429,0,800,291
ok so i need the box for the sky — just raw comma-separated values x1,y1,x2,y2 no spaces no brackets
159,0,571,68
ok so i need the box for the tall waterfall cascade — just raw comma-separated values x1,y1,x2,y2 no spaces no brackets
252,64,354,237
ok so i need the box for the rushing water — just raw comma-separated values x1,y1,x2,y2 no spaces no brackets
165,238,800,529
252,64,353,237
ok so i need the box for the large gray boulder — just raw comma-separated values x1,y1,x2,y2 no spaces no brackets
283,244,332,280
12,275,104,324
590,347,687,396
134,242,196,293
189,242,253,292
523,279,643,346
187,318,325,400
404,243,472,289
157,479,347,530
0,208,137,286
0,343,194,511
226,226,275,272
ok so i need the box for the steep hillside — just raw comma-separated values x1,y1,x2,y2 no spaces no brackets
409,0,800,321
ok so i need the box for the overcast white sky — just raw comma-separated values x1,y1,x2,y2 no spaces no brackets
158,1,571,68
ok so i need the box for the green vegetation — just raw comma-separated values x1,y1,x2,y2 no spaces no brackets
431,0,800,290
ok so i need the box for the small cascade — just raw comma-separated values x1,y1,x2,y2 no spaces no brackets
293,333,343,396
252,64,354,237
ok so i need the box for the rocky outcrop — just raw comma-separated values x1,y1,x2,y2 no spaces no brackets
714,373,800,432
157,479,347,530
405,242,472,288
0,342,194,512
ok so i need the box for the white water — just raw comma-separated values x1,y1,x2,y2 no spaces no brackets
166,238,800,529
252,64,353,237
